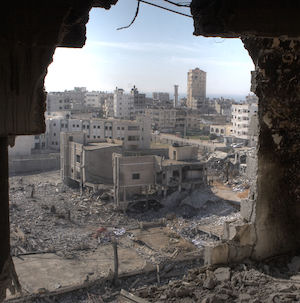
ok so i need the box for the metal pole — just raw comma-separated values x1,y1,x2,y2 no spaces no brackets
112,238,119,285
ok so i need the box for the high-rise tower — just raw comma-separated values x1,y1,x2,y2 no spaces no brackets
174,85,179,107
187,68,206,110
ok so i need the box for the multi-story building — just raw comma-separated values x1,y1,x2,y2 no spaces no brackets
131,86,146,118
103,94,114,118
145,108,200,133
85,91,101,108
47,92,71,113
43,113,151,151
187,68,207,110
47,87,87,114
174,85,179,107
113,88,133,119
152,92,170,103
113,86,146,120
85,91,113,109
231,102,258,140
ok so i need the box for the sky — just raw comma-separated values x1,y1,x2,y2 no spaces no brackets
45,0,255,99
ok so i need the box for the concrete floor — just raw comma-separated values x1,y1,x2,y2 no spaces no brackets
13,227,198,294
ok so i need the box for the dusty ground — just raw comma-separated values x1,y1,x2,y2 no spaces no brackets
8,170,241,299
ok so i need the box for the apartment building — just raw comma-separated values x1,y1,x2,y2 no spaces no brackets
84,91,101,108
131,86,146,117
44,113,151,151
187,68,207,110
113,87,146,120
231,103,258,140
113,88,133,119
152,92,170,102
145,108,201,132
47,87,87,114
46,92,71,113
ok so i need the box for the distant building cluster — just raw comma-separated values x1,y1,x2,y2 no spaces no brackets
10,67,259,159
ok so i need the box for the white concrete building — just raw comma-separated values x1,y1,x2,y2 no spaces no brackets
41,113,151,151
47,92,71,113
113,88,133,119
85,91,101,108
231,103,258,140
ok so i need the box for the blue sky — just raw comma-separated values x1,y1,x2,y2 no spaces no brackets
45,0,254,99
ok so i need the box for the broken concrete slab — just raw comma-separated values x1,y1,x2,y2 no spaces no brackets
213,267,231,282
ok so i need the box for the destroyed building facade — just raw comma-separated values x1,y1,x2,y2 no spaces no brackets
113,144,206,207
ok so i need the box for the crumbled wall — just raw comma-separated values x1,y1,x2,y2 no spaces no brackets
0,1,118,300
242,37,300,259
191,1,300,262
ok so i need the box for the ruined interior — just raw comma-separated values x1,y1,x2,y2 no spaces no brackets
2,0,300,301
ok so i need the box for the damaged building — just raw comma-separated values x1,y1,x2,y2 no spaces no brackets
113,144,206,207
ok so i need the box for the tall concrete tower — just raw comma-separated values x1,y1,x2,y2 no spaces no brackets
174,85,179,107
187,68,206,110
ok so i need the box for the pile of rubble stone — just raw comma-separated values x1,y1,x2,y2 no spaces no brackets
9,172,136,258
135,257,300,302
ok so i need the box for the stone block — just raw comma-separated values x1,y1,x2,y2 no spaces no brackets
204,243,229,265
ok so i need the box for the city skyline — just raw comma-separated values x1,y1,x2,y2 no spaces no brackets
45,0,254,98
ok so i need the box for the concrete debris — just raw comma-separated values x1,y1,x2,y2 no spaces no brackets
214,267,231,282
134,260,300,303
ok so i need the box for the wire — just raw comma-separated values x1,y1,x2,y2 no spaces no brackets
116,0,192,31
139,0,192,18
117,0,141,30
162,0,191,7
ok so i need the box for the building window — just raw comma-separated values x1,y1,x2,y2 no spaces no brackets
76,155,80,163
117,126,120,130
73,124,75,127
93,125,96,128
97,126,100,129
87,125,90,129
53,133,56,136
128,136,139,141
128,125,139,131
132,173,140,180
77,124,79,127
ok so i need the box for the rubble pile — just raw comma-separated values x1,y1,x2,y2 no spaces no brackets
9,171,241,260
135,259,300,303
9,172,136,258
14,256,300,303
